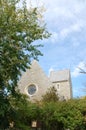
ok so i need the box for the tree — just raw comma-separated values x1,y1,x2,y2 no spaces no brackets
41,86,59,102
0,0,50,95
0,0,50,129
40,99,86,130
79,63,86,74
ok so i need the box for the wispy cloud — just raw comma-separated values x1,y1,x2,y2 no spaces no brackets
60,21,84,39
43,0,86,45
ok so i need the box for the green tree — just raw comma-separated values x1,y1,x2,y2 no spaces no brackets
8,94,42,130
39,99,86,130
0,0,50,129
0,0,50,95
41,86,59,103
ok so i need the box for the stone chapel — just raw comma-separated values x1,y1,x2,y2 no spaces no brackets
18,60,72,101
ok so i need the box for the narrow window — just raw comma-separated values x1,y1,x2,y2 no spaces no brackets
56,83,60,90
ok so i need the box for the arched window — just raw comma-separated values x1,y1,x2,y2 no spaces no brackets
56,83,60,90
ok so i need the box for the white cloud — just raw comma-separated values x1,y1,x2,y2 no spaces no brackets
27,0,86,37
42,0,86,43
49,67,54,73
72,68,80,77
60,21,84,39
48,67,54,76
72,62,86,77
48,21,85,44
50,32,59,44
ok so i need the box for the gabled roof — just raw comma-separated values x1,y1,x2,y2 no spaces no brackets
18,60,52,91
49,69,70,82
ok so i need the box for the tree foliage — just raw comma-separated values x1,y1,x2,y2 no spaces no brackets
41,86,59,103
0,0,50,95
39,98,86,130
0,0,50,129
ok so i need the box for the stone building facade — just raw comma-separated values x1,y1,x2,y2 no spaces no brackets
18,60,72,101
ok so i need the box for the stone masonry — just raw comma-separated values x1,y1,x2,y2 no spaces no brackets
18,60,73,101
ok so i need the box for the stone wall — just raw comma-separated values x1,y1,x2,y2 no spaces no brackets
18,60,72,101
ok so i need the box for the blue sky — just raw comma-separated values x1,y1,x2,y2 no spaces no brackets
26,0,86,97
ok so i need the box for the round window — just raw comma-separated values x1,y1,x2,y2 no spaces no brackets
28,84,36,95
